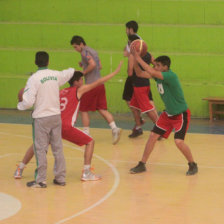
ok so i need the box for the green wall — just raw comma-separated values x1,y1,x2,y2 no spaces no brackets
0,0,224,117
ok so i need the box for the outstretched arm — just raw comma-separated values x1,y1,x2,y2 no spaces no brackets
77,61,123,99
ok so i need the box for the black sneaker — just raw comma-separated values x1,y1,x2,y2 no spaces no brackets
53,179,66,186
186,162,198,176
27,180,47,188
128,128,143,138
130,161,146,174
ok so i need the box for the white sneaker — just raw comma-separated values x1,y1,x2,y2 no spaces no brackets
112,128,122,145
81,170,101,181
14,165,24,179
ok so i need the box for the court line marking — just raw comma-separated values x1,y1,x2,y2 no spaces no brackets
0,131,120,224
0,193,21,221
55,143,120,224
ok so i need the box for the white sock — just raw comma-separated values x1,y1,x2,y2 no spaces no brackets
109,121,117,130
83,127,90,135
19,162,26,169
84,165,91,172
135,126,141,130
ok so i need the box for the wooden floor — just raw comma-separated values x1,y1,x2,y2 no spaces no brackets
1,123,224,224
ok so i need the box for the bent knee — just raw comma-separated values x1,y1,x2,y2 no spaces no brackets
174,139,184,147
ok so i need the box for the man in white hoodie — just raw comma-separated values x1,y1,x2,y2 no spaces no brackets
17,51,75,188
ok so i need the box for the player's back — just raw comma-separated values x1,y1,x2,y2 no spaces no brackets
60,87,80,126
81,46,101,84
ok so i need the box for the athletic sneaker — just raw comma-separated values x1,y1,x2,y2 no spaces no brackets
81,170,101,181
186,162,198,176
130,161,146,174
112,128,122,145
128,128,143,138
27,180,47,188
14,165,24,179
53,179,66,186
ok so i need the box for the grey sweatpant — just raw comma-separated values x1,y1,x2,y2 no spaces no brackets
33,114,66,183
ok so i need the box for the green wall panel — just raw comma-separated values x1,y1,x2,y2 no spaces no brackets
0,0,224,118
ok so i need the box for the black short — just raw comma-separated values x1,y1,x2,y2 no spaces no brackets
122,76,133,101
122,76,153,101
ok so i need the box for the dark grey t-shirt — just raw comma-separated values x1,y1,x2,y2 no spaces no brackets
81,46,101,84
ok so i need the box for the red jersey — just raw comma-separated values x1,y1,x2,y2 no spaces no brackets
60,87,80,126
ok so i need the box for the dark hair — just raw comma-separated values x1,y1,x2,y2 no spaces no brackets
35,51,49,67
155,56,171,69
126,21,138,33
70,35,86,45
68,71,83,86
128,34,140,43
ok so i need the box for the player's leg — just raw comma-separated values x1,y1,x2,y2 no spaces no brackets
81,111,90,135
62,125,101,181
82,139,101,181
14,144,34,179
130,131,160,174
129,107,143,138
130,112,170,174
27,117,50,188
175,140,198,175
173,110,198,175
123,76,144,136
146,109,158,123
96,84,122,144
50,116,66,186
98,109,122,145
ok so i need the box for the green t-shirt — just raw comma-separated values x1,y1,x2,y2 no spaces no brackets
155,70,188,115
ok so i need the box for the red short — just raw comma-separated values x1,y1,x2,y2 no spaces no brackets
80,84,107,112
129,86,154,113
62,124,92,146
152,109,191,140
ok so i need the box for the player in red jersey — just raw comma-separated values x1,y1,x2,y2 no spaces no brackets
14,61,123,184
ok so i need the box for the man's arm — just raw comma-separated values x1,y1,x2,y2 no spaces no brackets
134,54,164,80
127,54,134,76
133,58,152,79
77,61,123,99
83,56,96,75
58,68,75,86
17,77,37,110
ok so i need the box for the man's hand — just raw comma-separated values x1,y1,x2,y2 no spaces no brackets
130,46,141,58
114,61,124,74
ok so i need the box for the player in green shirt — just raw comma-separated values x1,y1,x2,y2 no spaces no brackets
130,54,198,176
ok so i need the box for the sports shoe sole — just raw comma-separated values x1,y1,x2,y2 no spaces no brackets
130,169,146,174
81,176,102,181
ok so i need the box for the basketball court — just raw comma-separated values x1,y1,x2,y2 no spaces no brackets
0,112,224,224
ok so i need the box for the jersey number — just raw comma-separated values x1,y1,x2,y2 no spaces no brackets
60,97,68,111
